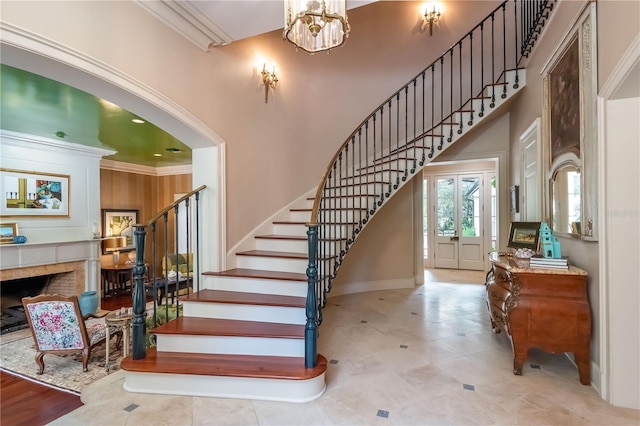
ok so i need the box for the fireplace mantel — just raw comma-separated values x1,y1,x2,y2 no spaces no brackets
0,239,102,294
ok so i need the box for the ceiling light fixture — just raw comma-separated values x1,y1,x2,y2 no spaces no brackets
132,118,145,124
284,0,350,54
153,153,162,157
165,148,182,153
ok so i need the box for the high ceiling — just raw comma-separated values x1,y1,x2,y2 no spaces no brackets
0,1,375,168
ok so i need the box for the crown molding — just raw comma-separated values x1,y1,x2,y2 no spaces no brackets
0,129,116,159
134,0,233,51
100,159,192,176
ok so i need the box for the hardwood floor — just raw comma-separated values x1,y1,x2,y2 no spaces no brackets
0,293,135,425
0,370,83,426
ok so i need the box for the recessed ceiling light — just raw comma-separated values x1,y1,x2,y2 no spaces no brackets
132,118,145,124
153,153,162,157
165,148,182,153
55,131,66,138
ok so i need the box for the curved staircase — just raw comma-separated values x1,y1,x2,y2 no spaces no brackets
122,0,554,403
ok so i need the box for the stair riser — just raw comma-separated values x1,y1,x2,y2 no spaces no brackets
255,238,337,255
202,276,308,298
182,302,305,325
288,210,311,222
316,195,378,210
156,334,304,357
123,372,326,403
303,208,366,223
342,170,401,184
272,223,307,237
236,256,307,274
255,238,307,253
324,182,388,194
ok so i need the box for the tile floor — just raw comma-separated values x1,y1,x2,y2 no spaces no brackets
51,269,639,425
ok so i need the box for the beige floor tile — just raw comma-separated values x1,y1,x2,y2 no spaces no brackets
50,269,639,425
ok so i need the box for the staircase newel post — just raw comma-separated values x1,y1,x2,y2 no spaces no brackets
305,224,319,368
132,224,147,359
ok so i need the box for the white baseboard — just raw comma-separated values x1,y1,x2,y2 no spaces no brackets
328,278,415,297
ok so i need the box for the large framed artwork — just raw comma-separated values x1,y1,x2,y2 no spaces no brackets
549,36,581,164
0,169,70,218
102,209,138,253
542,3,598,240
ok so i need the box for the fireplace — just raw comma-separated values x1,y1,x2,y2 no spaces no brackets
0,239,101,334
0,261,87,334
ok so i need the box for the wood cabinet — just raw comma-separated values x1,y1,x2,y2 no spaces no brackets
485,254,591,385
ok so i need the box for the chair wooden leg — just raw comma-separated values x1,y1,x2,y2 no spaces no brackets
82,348,90,372
35,352,45,375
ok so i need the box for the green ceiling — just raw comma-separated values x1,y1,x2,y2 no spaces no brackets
0,64,192,168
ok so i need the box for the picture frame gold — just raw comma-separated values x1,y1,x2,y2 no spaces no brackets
0,222,18,244
0,168,70,218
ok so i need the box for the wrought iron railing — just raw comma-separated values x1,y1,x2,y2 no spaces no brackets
304,0,554,367
130,185,206,359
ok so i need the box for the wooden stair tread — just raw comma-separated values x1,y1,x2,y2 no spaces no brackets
152,316,304,338
255,234,307,241
272,220,306,225
254,234,348,242
182,289,305,308
121,348,327,380
236,250,336,261
204,268,307,281
236,250,306,259
307,195,377,199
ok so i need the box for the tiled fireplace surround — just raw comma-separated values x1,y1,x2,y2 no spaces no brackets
0,240,101,306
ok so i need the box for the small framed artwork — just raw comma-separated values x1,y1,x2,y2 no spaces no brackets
510,185,520,213
102,209,138,253
0,169,70,217
507,221,541,250
0,222,18,244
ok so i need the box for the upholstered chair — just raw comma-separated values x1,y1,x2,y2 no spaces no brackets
22,294,122,374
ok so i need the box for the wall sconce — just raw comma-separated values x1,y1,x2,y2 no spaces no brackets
423,2,442,36
261,63,278,103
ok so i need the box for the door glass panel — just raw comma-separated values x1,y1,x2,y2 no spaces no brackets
423,177,429,258
437,178,455,236
491,175,497,251
461,176,480,237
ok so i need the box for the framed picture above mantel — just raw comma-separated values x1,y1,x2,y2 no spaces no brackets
0,169,70,218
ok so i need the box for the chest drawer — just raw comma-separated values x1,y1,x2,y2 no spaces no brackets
486,281,511,312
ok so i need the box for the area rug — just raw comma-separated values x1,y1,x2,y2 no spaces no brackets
0,330,124,395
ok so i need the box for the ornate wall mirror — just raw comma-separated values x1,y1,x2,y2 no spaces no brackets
541,3,598,241
550,162,581,236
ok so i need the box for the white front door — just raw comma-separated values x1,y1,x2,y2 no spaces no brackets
434,174,485,270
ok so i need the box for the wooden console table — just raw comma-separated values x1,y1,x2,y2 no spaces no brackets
485,253,591,385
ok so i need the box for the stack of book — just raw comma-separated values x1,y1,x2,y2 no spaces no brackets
529,255,569,269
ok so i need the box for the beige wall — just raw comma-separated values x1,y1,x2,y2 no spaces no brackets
0,0,503,250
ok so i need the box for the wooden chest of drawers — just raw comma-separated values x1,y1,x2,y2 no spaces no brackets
485,254,591,385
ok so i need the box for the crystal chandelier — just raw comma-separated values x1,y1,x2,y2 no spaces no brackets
284,0,350,53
